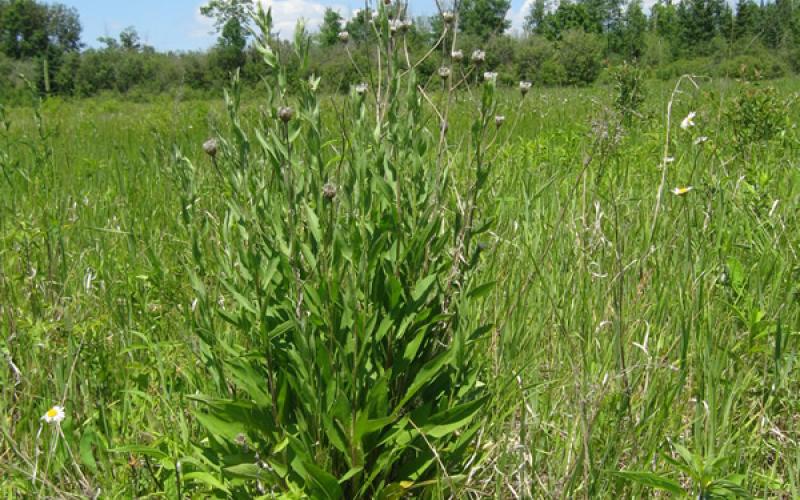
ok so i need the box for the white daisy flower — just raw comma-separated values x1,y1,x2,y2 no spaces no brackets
671,186,694,196
42,405,65,424
680,111,696,130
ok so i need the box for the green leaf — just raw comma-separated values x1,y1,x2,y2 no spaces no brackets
395,349,452,410
79,431,98,473
467,281,495,299
411,274,437,302
108,445,169,461
291,457,343,499
420,397,487,438
612,471,685,495
182,471,230,493
225,463,267,480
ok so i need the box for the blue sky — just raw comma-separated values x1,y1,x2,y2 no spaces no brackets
54,0,534,52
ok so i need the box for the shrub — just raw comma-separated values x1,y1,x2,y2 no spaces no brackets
727,84,786,147
557,29,604,85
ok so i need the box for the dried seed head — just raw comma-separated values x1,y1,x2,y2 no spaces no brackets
401,19,413,32
519,81,532,95
442,11,455,24
438,66,451,79
355,82,368,95
483,71,497,82
472,50,486,64
278,107,294,123
323,182,338,200
338,31,350,43
495,115,505,127
203,138,218,158
451,50,464,62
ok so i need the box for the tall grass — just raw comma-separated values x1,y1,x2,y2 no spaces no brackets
1,39,799,498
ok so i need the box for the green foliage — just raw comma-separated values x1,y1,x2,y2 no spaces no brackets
612,61,646,122
318,8,344,47
727,84,786,148
460,0,512,40
558,28,605,85
175,6,498,497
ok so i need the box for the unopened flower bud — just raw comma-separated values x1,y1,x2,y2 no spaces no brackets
323,182,337,200
203,138,218,158
278,107,294,123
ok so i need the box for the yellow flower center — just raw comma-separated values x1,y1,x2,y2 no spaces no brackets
47,408,58,418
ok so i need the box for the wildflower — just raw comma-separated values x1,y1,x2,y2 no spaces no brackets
338,31,350,43
355,83,368,95
519,81,532,95
42,405,65,424
680,111,696,130
202,138,218,158
442,11,455,24
401,19,413,32
495,115,505,127
472,50,486,64
451,50,464,62
438,66,451,79
693,136,708,145
483,71,497,82
323,182,337,200
671,186,694,196
371,10,379,21
278,107,294,123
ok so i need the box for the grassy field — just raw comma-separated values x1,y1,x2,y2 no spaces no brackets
1,74,799,498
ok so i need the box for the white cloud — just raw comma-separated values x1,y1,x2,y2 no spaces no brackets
507,0,534,34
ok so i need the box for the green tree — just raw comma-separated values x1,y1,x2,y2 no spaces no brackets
200,0,254,32
525,0,549,33
540,1,598,40
620,0,647,59
211,17,247,76
558,28,604,84
119,26,141,51
460,0,512,40
0,0,81,59
734,0,760,43
318,8,343,46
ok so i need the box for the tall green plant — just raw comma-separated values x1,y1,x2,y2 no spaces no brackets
175,5,501,497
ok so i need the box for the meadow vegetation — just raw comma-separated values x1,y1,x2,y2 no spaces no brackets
1,3,800,499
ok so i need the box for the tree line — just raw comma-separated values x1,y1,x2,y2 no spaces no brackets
1,0,799,102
